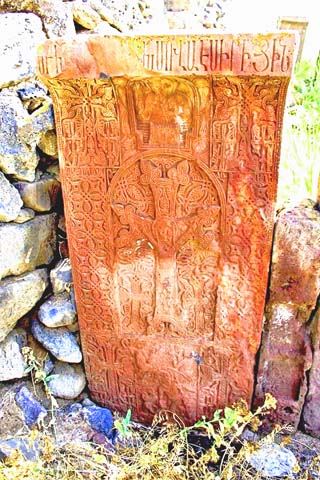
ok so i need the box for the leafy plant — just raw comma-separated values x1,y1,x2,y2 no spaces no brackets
1,393,320,479
22,347,57,401
114,408,133,439
278,55,320,207
112,393,279,479
22,346,58,429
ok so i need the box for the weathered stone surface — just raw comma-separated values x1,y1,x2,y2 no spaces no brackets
38,33,296,424
92,20,122,35
50,258,73,295
0,383,28,437
0,0,76,38
255,201,320,428
0,268,48,341
27,334,55,375
46,162,60,181
0,437,41,461
14,173,60,212
302,306,320,436
15,385,47,426
39,292,77,328
34,0,76,38
83,404,113,439
47,361,86,399
0,214,57,280
31,318,82,363
14,208,35,223
163,0,227,31
99,0,145,31
0,328,28,381
89,0,122,31
0,87,54,181
38,32,296,78
71,0,101,29
0,13,45,88
17,80,48,112
248,443,298,478
0,172,23,222
38,130,58,158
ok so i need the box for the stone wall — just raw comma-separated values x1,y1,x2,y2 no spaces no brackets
0,5,83,400
0,0,319,437
254,200,320,435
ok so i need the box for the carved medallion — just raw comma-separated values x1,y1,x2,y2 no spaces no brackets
38,33,296,424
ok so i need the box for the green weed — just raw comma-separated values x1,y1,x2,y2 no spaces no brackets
0,394,319,479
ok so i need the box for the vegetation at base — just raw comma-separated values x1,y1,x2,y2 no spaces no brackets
278,54,320,207
0,393,320,479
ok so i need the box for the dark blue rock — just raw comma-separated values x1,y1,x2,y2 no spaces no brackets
17,83,47,104
64,402,83,417
31,318,82,363
83,405,113,439
249,443,298,477
15,386,47,427
43,355,55,375
0,437,41,461
38,292,77,328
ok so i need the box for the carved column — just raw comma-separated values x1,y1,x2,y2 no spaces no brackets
38,33,296,424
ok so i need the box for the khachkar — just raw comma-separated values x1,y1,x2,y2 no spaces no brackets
38,33,296,424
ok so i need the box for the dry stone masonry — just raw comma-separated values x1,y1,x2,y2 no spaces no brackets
255,200,320,434
0,2,82,404
0,328,28,381
0,269,48,341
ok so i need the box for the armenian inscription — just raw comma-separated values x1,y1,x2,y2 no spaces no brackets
38,33,296,424
142,37,293,74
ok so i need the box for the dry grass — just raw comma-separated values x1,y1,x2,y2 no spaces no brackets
0,333,316,479
1,394,320,480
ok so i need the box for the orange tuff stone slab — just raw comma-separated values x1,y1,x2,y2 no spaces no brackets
38,33,296,424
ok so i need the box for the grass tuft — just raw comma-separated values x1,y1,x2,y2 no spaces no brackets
1,394,319,479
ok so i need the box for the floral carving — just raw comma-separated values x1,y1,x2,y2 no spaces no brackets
43,36,292,423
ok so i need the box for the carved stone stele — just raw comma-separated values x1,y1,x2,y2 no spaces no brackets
38,33,296,424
